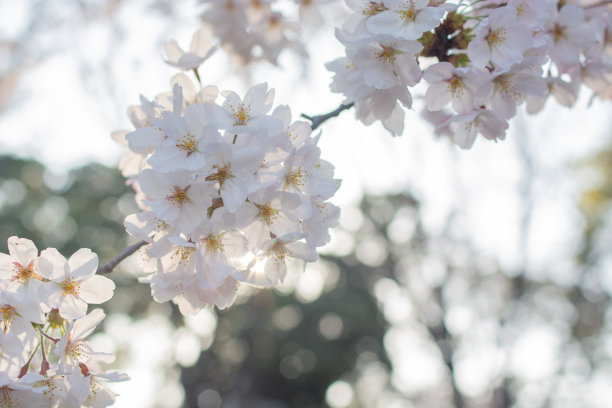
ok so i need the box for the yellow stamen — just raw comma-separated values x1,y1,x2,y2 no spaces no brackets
515,0,530,17
363,1,387,15
256,203,280,225
11,261,40,284
205,165,234,186
62,278,81,297
204,235,225,253
487,28,507,48
176,133,198,156
0,305,16,332
166,185,191,207
285,167,307,190
231,103,251,125
376,45,399,64
448,76,464,98
399,0,417,22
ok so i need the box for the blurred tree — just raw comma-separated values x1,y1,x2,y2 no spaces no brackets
1,152,611,408
181,187,612,408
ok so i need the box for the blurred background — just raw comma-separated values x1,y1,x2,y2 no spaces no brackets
1,1,612,407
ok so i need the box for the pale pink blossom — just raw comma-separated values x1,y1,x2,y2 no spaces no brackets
467,7,533,70
37,249,115,320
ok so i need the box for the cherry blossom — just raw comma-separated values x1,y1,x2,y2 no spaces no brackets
0,238,126,408
164,26,217,71
37,248,115,320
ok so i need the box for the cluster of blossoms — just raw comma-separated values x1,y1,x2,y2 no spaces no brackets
0,237,127,407
114,46,340,314
328,0,612,148
195,0,333,64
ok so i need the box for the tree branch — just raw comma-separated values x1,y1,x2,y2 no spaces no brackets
96,240,148,274
301,102,354,131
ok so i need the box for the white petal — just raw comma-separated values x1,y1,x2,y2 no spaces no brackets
78,275,115,304
68,249,98,279
7,237,38,266
38,248,67,280
59,295,88,320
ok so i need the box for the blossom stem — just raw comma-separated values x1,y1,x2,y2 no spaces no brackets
96,240,148,274
37,326,59,344
18,341,40,378
301,102,354,131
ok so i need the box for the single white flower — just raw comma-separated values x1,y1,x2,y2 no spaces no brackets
54,309,114,374
37,249,115,320
423,62,492,114
467,7,533,70
447,109,508,149
164,26,217,70
365,0,446,40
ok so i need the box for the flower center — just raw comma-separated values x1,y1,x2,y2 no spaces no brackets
448,76,464,97
231,103,251,125
171,247,195,266
205,165,234,186
487,28,507,48
176,133,198,156
0,305,16,332
12,261,38,284
553,24,565,42
363,1,387,15
62,278,81,297
495,76,517,97
285,167,307,190
204,235,225,253
166,185,191,207
256,203,280,225
399,1,417,22
515,1,530,17
67,341,85,361
273,246,288,264
376,45,399,64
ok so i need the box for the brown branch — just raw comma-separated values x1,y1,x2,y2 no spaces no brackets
96,240,147,274
301,102,354,131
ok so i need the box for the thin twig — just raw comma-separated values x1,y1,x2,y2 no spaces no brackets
301,102,354,131
96,240,147,274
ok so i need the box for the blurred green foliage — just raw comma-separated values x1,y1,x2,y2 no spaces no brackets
3,153,612,408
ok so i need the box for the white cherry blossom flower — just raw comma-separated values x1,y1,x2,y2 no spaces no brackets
447,109,508,149
147,108,222,173
346,35,423,89
423,62,492,114
0,237,47,302
139,170,215,235
37,249,115,320
467,6,533,70
203,142,265,212
164,26,217,70
487,59,548,119
221,83,281,135
366,0,446,40
67,369,129,408
547,4,597,71
54,309,114,374
508,0,550,29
